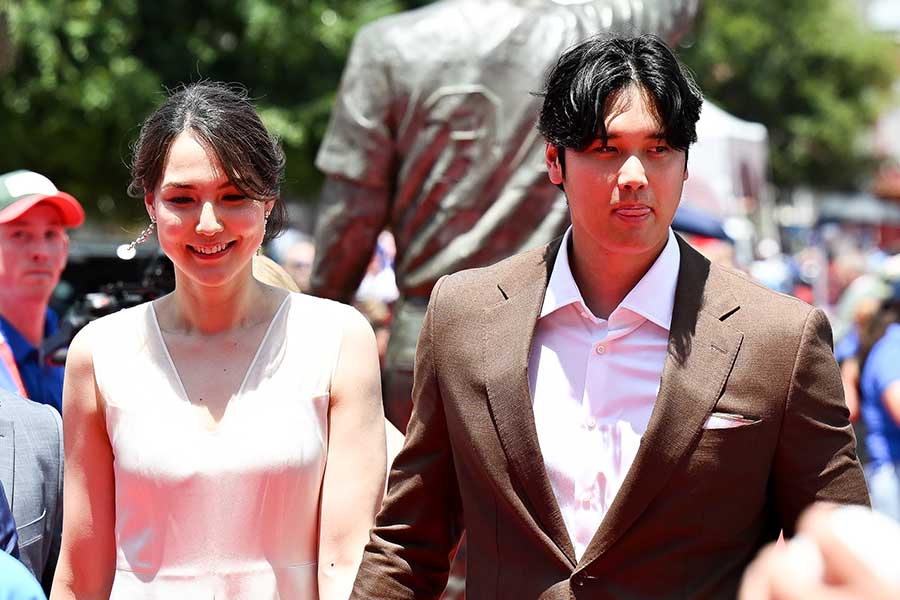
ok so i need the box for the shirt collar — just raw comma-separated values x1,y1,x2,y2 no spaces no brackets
540,227,586,319
0,308,59,363
540,227,681,331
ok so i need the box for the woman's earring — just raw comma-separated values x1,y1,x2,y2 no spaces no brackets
128,218,156,251
258,211,271,255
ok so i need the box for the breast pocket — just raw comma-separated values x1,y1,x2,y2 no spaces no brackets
684,416,775,510
693,417,766,463
16,508,46,548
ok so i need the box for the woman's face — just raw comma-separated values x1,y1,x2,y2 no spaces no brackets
146,130,274,290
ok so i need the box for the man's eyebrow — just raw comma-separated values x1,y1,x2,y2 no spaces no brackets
4,218,63,227
160,181,237,190
603,130,667,140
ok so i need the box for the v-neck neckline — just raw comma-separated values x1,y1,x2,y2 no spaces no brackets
148,294,291,426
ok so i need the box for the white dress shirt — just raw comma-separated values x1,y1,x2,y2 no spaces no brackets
528,227,681,560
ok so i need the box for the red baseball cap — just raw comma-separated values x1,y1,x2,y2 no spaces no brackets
0,170,85,227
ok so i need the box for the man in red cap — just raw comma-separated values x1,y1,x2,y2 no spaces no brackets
0,170,84,413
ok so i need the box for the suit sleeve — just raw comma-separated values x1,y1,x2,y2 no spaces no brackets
772,308,870,536
350,275,463,599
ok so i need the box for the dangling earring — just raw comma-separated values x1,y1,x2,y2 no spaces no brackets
258,211,271,255
128,217,156,251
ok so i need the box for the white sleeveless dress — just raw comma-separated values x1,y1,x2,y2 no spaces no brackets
88,292,355,599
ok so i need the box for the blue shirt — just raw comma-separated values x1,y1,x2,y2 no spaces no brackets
834,328,860,364
860,323,900,467
0,350,19,397
0,310,64,414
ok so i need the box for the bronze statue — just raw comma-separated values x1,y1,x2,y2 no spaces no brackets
312,0,700,432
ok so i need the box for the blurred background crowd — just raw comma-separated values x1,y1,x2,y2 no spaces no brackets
2,0,900,596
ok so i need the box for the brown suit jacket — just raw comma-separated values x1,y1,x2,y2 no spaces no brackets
351,236,869,599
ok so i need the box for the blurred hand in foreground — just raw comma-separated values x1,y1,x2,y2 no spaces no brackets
739,503,900,600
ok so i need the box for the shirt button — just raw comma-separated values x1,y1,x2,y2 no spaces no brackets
586,416,596,430
594,344,606,355
580,491,593,504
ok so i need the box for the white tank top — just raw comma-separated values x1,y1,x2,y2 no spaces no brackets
89,292,353,599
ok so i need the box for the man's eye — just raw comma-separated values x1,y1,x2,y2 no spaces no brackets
651,145,670,154
594,146,617,154
167,196,193,204
10,231,27,240
222,194,247,202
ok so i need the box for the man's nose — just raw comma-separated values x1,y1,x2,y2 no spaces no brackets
196,201,224,235
617,155,648,192
29,241,50,262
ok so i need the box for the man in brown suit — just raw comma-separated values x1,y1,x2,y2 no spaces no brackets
351,35,869,599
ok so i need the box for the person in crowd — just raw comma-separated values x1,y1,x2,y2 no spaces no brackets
0,170,85,414
354,233,399,307
51,82,386,599
739,502,900,600
349,34,868,599
279,233,316,294
310,0,700,433
0,388,63,594
254,253,301,293
836,295,884,425
0,550,48,600
1,481,18,558
857,289,900,522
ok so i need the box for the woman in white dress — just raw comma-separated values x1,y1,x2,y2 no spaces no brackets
51,82,387,599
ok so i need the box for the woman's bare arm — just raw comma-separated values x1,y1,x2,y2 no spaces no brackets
317,310,386,600
50,326,117,599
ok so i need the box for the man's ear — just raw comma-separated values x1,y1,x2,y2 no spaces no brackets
683,167,689,182
546,144,564,186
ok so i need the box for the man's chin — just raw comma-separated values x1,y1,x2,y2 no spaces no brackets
11,283,58,303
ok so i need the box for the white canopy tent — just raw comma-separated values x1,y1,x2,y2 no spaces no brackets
681,100,771,224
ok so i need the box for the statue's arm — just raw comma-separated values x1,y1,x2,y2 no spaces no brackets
310,177,391,303
311,23,397,303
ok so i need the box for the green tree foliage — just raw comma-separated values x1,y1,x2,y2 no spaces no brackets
0,0,417,222
679,0,898,192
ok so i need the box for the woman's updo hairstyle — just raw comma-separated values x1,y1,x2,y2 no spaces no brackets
128,81,286,243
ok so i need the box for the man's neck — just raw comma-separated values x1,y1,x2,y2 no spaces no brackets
568,232,666,320
0,299,48,347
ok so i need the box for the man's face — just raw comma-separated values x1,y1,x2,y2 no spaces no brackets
284,240,315,293
546,85,688,263
0,204,70,305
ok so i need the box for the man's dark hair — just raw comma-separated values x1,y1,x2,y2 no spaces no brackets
128,81,287,243
538,34,703,172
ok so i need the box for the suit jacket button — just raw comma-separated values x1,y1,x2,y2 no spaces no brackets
572,574,584,587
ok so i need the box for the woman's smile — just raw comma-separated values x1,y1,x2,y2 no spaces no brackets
188,240,237,259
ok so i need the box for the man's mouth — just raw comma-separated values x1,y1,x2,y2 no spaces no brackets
614,205,652,219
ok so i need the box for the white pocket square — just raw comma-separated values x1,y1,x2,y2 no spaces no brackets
703,412,760,430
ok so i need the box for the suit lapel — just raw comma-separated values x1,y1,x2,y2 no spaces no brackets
577,237,744,569
482,239,578,567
